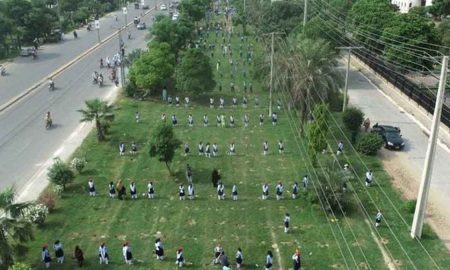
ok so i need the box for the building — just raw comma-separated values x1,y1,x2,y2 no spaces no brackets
391,0,432,13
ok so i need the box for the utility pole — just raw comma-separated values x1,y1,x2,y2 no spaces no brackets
337,46,363,112
123,6,128,31
411,56,449,239
95,19,101,43
303,0,307,28
118,28,125,86
269,32,274,117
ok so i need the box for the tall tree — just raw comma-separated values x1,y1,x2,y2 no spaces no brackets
179,0,209,22
307,103,329,166
149,123,181,175
175,48,216,93
78,99,114,142
258,0,303,35
0,187,33,268
428,0,450,17
151,16,194,55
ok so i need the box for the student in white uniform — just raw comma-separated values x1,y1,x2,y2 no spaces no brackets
292,182,299,199
161,113,167,122
155,238,164,260
210,98,215,108
147,181,154,199
203,114,209,127
99,242,109,264
263,141,269,156
198,142,204,156
375,209,383,227
108,181,116,198
212,143,219,157
188,183,195,200
235,248,243,268
119,142,125,156
365,169,374,187
42,244,51,268
219,97,225,108
179,184,185,200
242,96,248,108
130,182,137,199
275,182,284,200
302,175,309,191
205,142,211,158
271,112,278,125
188,114,194,127
217,182,225,200
232,184,238,201
213,244,223,264
228,142,236,155
184,143,190,156
259,113,264,126
122,241,133,265
216,114,222,127
244,113,249,128
337,141,344,155
284,213,290,233
53,240,64,264
232,97,238,107
262,183,269,200
278,140,284,154
229,115,235,127
88,179,96,196
184,96,190,107
175,96,180,107
135,111,140,123
172,114,178,126
265,250,273,270
175,247,185,267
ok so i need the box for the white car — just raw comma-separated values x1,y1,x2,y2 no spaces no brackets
172,13,179,20
160,4,167,10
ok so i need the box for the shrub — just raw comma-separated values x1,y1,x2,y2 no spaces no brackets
356,133,384,155
37,191,57,212
47,157,74,190
52,185,64,197
124,80,140,98
22,204,49,225
342,107,364,132
402,199,417,214
70,157,87,174
8,262,32,270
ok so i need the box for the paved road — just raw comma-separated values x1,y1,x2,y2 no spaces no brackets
347,66,450,225
0,2,167,194
0,3,157,107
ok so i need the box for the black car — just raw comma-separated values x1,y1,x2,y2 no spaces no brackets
371,124,405,150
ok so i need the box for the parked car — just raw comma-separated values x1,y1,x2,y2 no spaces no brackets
371,124,405,150
46,29,63,43
160,4,167,10
172,13,179,20
142,4,149,9
137,22,146,30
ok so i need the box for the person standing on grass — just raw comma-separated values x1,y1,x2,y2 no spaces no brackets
217,181,225,200
292,182,299,199
277,99,282,111
212,169,221,188
278,140,284,154
185,96,190,108
188,114,194,127
213,143,219,157
242,96,248,108
263,141,269,156
188,183,195,200
175,96,180,107
259,113,264,126
161,113,167,122
219,251,230,267
265,250,273,270
119,142,125,156
235,248,243,268
155,238,164,260
184,143,190,156
88,179,96,196
221,114,226,128
244,113,249,128
130,142,137,155
130,181,137,199
172,114,178,126
365,169,374,187
135,111,140,123
42,244,52,268
375,210,383,227
284,213,290,233
53,240,64,264
73,245,84,267
262,183,269,200
210,97,215,108
99,242,109,264
232,184,238,201
168,96,173,106
109,181,116,198
232,97,238,107
205,142,212,158
228,142,236,155
302,175,309,191
276,182,284,200
272,112,278,125
337,141,344,155
217,114,222,127
214,244,223,264
203,114,209,127
292,249,301,270
147,181,155,199
229,115,235,127
186,164,193,183
220,97,225,108
122,241,133,265
117,180,126,200
179,184,186,200
176,247,185,267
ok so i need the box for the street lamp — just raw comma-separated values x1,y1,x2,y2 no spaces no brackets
95,19,101,43
122,7,128,30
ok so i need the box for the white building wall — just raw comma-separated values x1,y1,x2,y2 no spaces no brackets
391,0,427,13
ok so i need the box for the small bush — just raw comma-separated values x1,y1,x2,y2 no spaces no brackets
22,204,49,225
38,191,57,212
47,157,74,190
328,92,344,112
70,157,87,174
8,262,32,270
124,80,140,98
402,199,417,214
356,133,384,155
342,107,364,132
52,185,64,197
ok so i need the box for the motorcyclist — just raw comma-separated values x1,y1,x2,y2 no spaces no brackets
92,71,99,84
106,56,111,69
73,30,78,39
87,23,92,31
0,65,5,76
99,58,104,68
48,78,54,90
32,48,37,59
98,73,104,86
45,112,52,129
363,118,371,132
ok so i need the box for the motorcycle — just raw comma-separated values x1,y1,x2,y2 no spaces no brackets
48,81,55,91
45,118,52,129
0,66,5,76
99,59,104,68
98,76,104,87
73,30,78,39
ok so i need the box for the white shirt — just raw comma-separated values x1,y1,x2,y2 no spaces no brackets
147,183,153,192
366,171,373,181
213,144,218,152
229,144,235,152
263,185,269,193
99,245,107,258
188,185,194,195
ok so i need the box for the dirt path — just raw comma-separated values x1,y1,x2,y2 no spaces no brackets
380,149,450,250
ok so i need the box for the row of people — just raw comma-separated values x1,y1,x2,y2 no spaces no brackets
166,112,279,127
166,95,284,110
183,140,286,157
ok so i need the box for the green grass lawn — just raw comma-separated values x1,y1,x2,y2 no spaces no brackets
21,16,450,270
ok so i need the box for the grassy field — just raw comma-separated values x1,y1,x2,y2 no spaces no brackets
21,14,450,270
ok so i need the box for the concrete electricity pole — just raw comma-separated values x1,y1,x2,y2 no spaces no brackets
269,32,274,117
411,56,449,239
303,0,307,27
336,46,363,112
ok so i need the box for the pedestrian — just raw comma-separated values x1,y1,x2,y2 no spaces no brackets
119,142,125,156
147,181,155,199
135,111,140,123
277,99,282,111
179,184,186,200
99,242,109,264
198,141,204,156
220,97,225,108
278,140,284,154
262,183,269,200
42,244,52,268
375,209,383,227
221,114,226,128
284,213,290,233
212,142,218,157
210,97,215,108
229,115,235,127
175,96,180,106
130,142,137,155
232,184,238,201
217,181,225,200
265,250,273,270
292,182,299,199
244,113,249,128
216,114,222,127
116,179,126,200
162,113,167,122
176,247,185,267
171,114,178,126
363,118,371,132
242,96,248,108
212,169,221,188
219,251,230,267
228,142,236,155
122,241,133,265
263,141,269,156
130,181,137,199
73,245,84,267
232,97,238,107
185,96,190,107
203,114,209,127
259,113,264,126
236,248,243,268
168,96,173,106
88,178,96,196
337,141,344,155
276,182,284,200
365,169,374,187
213,244,223,264
154,238,164,260
302,175,309,191
272,112,278,125
292,249,301,270
184,143,190,156
54,240,64,264
108,181,116,198
188,114,194,127
186,164,193,183
188,183,195,200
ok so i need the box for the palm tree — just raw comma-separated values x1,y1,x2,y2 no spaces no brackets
0,187,33,268
273,35,343,134
78,99,114,142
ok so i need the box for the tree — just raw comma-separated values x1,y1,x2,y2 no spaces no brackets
381,13,440,71
357,133,384,155
8,262,32,270
151,16,194,55
350,0,396,50
179,0,208,22
78,99,114,141
257,1,303,35
307,104,329,166
427,0,450,17
175,48,216,93
129,42,175,92
342,107,364,143
437,20,450,55
149,123,181,175
47,157,75,189
302,16,343,48
0,187,33,268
